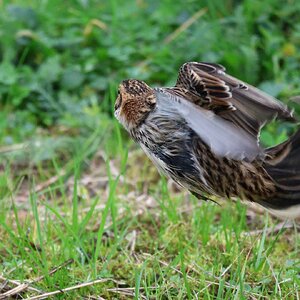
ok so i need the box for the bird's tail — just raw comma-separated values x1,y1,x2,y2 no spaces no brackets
262,128,300,218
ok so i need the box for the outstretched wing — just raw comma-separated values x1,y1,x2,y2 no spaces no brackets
172,62,295,140
154,89,263,162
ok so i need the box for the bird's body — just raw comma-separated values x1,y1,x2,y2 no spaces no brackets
115,62,300,218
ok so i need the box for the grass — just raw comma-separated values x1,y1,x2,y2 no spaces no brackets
0,0,300,299
1,119,299,300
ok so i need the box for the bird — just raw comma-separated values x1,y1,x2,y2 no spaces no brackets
114,62,300,219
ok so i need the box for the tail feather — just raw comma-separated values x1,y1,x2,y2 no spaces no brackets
263,129,300,217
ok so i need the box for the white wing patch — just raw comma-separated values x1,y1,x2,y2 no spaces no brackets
155,90,263,162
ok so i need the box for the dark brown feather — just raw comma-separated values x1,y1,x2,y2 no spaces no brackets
174,62,296,139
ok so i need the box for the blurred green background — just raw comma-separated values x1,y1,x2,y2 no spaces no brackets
1,0,300,154
1,1,300,298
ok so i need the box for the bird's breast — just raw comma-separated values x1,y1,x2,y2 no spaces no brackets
131,118,212,194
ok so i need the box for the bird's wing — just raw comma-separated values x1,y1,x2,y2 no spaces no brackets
154,89,263,162
172,62,295,140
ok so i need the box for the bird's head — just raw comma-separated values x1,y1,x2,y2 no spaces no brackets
114,79,156,130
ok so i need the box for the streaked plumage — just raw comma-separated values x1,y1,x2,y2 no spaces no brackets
114,62,300,219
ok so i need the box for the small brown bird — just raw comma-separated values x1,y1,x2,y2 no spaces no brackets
115,62,300,218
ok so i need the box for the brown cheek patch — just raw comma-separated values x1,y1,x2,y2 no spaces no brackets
122,99,144,127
